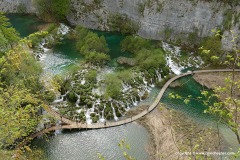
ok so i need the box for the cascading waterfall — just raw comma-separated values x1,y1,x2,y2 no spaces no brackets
81,78,86,85
111,102,118,121
85,109,92,124
162,42,184,75
99,104,106,123
54,120,62,135
155,69,162,81
150,78,155,87
75,93,80,107
122,83,132,92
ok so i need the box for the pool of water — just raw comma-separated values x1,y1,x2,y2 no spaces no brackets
161,76,239,151
7,14,45,37
32,123,149,160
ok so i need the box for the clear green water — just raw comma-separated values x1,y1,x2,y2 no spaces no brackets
161,76,239,151
41,39,83,75
94,31,131,59
7,14,45,37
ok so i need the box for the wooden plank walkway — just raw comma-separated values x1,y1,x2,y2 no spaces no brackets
17,69,240,148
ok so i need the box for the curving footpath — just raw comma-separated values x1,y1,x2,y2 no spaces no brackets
17,69,240,148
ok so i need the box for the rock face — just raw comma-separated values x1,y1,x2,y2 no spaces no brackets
0,0,35,13
1,0,239,49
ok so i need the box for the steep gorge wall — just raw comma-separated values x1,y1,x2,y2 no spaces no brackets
1,0,239,49
0,0,35,13
68,0,240,50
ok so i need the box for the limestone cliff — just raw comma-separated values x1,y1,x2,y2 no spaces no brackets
0,0,35,13
1,0,239,49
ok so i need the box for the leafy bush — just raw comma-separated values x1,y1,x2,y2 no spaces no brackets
104,74,123,99
85,51,110,65
75,26,109,55
135,49,166,70
121,35,151,53
199,35,223,65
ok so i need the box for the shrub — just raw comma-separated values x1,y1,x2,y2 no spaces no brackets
85,51,110,65
121,35,151,53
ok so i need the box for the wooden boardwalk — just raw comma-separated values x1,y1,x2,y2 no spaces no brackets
17,69,240,148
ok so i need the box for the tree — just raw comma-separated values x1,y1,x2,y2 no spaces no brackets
0,85,42,148
77,32,109,55
0,13,20,56
35,0,70,22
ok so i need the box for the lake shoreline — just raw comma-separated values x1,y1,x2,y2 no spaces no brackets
129,104,227,160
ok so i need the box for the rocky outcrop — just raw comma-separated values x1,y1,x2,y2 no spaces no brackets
0,0,35,13
117,56,136,66
0,0,239,49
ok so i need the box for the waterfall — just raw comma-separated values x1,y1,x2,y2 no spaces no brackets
138,89,144,101
155,69,162,81
54,120,62,135
131,96,137,106
122,83,132,92
150,78,155,88
75,93,80,107
111,103,118,121
81,79,86,85
85,109,92,124
133,97,138,106
53,95,64,103
162,42,183,75
57,23,70,35
142,77,148,84
125,102,130,111
99,104,106,123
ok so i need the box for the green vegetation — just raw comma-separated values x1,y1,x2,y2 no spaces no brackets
121,35,151,53
0,14,55,159
135,49,166,70
85,51,110,65
108,13,139,35
74,26,110,65
121,35,167,71
35,0,70,22
0,13,20,56
104,74,123,99
199,33,223,66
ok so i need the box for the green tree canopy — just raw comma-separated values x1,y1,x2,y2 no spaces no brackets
135,49,166,70
0,13,20,56
121,35,152,53
104,74,122,99
85,51,110,65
